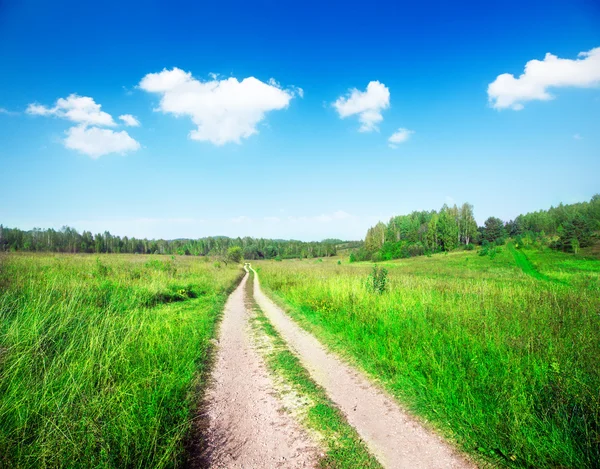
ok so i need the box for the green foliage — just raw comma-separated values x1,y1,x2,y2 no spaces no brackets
0,253,242,468
0,225,349,260
366,265,388,294
552,213,596,252
363,201,477,261
363,194,600,263
227,245,243,263
257,250,600,468
482,216,506,244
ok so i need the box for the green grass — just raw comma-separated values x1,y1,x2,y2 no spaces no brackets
0,253,243,468
255,247,600,469
245,271,381,469
507,243,557,283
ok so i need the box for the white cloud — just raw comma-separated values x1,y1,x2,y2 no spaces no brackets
138,67,299,145
488,47,600,110
388,128,414,148
26,93,141,157
27,94,116,126
573,133,582,140
119,114,140,127
64,125,140,159
0,107,18,116
333,81,390,132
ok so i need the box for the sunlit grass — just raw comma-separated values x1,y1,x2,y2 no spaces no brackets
0,253,242,468
255,247,600,468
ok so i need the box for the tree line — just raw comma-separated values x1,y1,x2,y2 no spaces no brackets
0,226,343,259
357,195,600,261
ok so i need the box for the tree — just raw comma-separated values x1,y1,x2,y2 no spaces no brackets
227,246,243,263
482,217,506,244
437,205,458,251
365,222,386,253
459,203,478,245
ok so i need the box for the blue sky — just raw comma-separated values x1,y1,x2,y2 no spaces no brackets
1,0,599,241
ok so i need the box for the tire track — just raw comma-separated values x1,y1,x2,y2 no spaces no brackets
251,266,476,469
201,272,319,468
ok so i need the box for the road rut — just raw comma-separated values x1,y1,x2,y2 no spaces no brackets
251,268,476,469
202,273,319,468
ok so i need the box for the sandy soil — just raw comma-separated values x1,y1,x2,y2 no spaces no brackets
251,268,476,469
201,273,319,468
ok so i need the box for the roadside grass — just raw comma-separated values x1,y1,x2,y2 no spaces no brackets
0,253,243,468
245,270,381,469
254,248,600,468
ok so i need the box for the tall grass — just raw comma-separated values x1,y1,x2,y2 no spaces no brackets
0,253,242,468
256,249,600,468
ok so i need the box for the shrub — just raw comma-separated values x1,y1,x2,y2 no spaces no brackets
227,246,243,264
479,240,490,257
366,265,388,294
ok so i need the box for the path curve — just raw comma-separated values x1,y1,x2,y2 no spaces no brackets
251,267,476,469
203,272,319,468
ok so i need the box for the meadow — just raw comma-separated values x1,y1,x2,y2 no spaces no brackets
255,247,600,468
0,253,242,468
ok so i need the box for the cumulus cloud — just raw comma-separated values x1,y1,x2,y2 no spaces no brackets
119,114,140,126
138,67,299,145
27,94,116,126
488,47,600,110
388,128,414,148
333,81,390,132
64,125,140,159
26,93,141,157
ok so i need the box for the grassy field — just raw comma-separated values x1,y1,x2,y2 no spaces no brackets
0,253,242,468
255,247,600,468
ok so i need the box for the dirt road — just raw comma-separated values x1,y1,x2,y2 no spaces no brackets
202,273,319,468
251,267,475,469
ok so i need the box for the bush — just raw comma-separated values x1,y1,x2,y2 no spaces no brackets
479,240,490,257
366,265,388,294
227,246,243,264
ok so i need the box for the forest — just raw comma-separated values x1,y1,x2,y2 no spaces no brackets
0,227,341,259
359,195,600,261
2,195,598,262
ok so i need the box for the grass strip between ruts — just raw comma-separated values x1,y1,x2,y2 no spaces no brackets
245,270,382,469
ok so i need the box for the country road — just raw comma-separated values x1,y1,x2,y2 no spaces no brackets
201,272,318,468
200,267,476,469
